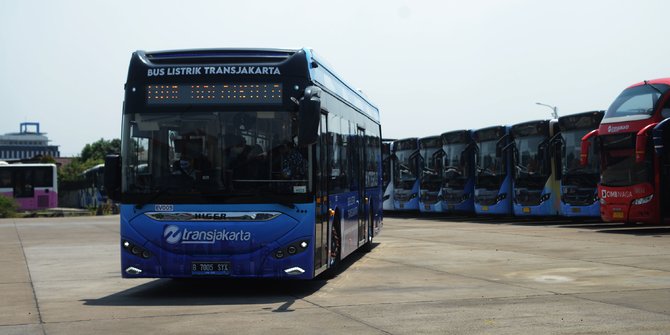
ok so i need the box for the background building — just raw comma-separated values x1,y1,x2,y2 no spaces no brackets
0,122,60,161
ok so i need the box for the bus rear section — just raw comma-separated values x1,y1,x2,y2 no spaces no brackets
418,136,444,213
440,130,475,213
587,78,670,224
106,48,382,279
0,163,58,211
557,111,604,217
392,138,420,211
473,126,513,215
511,119,561,216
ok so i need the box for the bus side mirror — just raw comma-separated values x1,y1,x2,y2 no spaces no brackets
104,154,122,202
580,129,598,166
298,86,321,146
635,123,658,163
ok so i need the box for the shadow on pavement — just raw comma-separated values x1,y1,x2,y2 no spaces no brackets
81,243,376,308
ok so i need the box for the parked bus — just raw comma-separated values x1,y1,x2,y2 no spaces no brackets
0,163,58,211
418,136,443,213
105,48,382,279
392,137,420,211
582,78,670,224
473,126,513,215
557,111,604,217
382,139,395,211
440,130,476,213
79,164,106,209
510,119,561,216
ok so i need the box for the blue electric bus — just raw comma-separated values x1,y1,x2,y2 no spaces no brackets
557,111,604,217
418,136,443,213
440,130,476,213
104,48,382,279
510,120,561,216
392,137,420,211
473,126,513,215
382,139,395,211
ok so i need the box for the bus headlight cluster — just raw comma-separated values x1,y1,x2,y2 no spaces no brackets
410,193,418,200
495,193,507,203
122,240,152,259
632,194,653,205
540,193,551,203
274,240,309,259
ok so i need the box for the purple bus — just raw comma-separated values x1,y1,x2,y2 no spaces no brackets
0,163,58,210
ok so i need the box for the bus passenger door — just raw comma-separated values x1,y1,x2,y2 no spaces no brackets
357,127,368,246
315,113,329,272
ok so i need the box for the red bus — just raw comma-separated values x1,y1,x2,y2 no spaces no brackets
582,78,670,224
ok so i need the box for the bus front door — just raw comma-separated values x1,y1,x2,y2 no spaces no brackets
315,113,330,273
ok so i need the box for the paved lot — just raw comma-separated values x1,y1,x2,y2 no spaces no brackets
1,214,670,334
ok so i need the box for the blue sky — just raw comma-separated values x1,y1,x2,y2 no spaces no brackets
1,0,668,156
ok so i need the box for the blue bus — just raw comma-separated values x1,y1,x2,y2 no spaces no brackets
557,111,604,217
79,164,106,209
510,119,561,216
440,130,476,213
104,48,382,279
418,136,443,213
382,139,395,211
392,138,420,211
473,126,513,215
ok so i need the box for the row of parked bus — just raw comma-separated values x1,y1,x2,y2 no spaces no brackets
383,78,670,225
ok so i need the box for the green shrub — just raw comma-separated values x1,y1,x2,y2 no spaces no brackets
0,195,19,218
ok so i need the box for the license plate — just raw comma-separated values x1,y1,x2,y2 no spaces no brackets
613,211,624,219
481,206,489,211
191,262,230,276
571,207,581,213
523,207,531,214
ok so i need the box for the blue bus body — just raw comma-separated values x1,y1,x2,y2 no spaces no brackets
511,120,561,216
392,138,420,211
473,126,513,215
440,130,476,213
110,48,382,280
418,136,444,213
557,111,604,217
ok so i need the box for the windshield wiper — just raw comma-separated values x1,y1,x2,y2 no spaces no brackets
644,80,664,95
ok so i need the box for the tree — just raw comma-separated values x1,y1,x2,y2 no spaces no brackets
80,138,121,162
59,138,120,183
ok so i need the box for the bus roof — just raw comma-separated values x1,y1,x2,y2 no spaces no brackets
627,78,670,89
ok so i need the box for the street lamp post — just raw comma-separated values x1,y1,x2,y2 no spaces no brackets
536,102,559,119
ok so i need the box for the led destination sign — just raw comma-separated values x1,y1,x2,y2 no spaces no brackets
146,83,283,105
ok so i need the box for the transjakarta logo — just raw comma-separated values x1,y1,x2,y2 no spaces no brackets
607,124,630,133
147,66,280,77
163,225,251,245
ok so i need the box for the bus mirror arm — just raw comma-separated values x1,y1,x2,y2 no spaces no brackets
636,122,658,163
104,154,122,202
580,129,599,166
298,86,322,147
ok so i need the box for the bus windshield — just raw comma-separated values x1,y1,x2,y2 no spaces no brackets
600,133,650,187
420,140,442,183
121,110,309,200
604,84,670,121
443,142,468,180
394,149,418,185
476,140,504,177
562,129,598,175
514,135,549,179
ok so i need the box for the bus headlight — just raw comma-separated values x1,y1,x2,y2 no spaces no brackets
632,194,653,205
495,193,507,203
540,193,551,203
